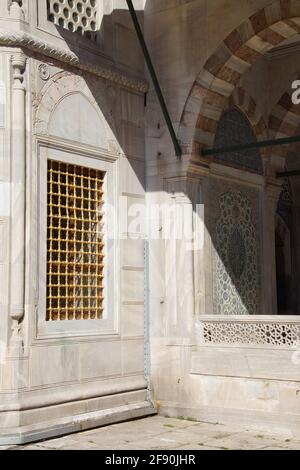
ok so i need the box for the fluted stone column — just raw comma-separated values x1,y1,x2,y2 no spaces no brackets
9,52,26,352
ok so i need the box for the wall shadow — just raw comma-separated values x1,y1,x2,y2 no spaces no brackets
44,5,146,192
41,2,300,319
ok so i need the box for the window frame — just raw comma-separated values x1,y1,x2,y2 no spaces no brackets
36,142,119,339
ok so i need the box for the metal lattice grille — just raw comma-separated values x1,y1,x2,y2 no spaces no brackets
46,160,105,321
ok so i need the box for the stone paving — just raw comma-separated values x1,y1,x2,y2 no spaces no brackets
2,416,300,450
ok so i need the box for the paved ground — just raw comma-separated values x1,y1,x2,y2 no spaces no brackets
2,416,300,450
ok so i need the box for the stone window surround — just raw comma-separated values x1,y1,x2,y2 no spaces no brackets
36,140,119,340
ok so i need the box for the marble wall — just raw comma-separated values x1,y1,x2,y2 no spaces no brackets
2,0,300,442
145,0,300,435
0,0,155,444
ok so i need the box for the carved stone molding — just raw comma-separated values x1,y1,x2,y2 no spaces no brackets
0,30,148,93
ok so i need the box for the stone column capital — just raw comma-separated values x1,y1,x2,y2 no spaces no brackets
9,1,25,20
11,53,27,88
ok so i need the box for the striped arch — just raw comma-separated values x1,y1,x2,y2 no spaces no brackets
229,87,268,145
210,87,267,173
267,89,300,198
179,0,300,168
269,88,300,157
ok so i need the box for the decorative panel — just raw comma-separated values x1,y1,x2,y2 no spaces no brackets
200,320,300,348
213,190,260,315
47,0,99,40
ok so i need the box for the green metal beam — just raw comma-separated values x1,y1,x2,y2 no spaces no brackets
202,134,300,157
277,170,300,178
126,0,182,159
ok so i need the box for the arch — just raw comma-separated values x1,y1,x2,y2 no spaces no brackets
34,71,118,151
269,88,300,138
269,88,300,157
211,86,268,173
49,92,107,148
229,87,268,145
178,0,300,168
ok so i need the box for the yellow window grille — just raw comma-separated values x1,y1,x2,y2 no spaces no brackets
46,160,105,321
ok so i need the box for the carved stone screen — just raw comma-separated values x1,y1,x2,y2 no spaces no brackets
47,0,98,39
201,320,300,347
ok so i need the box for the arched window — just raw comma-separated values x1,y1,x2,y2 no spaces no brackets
214,108,263,174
